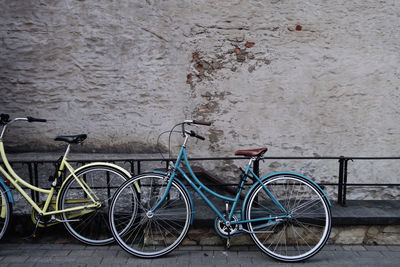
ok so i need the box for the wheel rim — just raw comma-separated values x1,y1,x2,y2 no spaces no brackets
60,167,128,245
246,175,331,261
110,175,190,257
0,187,10,239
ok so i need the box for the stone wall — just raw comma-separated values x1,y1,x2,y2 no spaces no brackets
1,0,400,199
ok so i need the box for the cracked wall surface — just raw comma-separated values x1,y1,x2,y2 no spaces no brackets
1,0,400,199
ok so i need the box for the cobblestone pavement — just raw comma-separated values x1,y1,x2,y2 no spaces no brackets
1,243,400,266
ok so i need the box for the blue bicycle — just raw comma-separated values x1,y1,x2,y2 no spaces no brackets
109,120,332,262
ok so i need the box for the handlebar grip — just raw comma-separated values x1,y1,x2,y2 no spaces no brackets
195,134,205,141
0,114,10,125
27,116,47,123
189,130,206,141
193,120,211,126
1,114,10,121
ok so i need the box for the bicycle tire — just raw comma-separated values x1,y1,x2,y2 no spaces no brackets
110,173,191,258
245,174,331,262
0,184,12,241
58,165,129,245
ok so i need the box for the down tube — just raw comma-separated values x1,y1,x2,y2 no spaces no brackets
176,167,227,223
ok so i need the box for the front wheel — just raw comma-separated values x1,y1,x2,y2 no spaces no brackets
245,174,331,262
0,184,12,241
58,165,129,245
109,174,191,258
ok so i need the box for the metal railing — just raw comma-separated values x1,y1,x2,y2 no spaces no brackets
2,155,400,206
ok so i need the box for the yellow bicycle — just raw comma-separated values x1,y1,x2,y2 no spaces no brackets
0,114,136,245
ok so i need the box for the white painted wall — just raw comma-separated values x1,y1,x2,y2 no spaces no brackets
1,0,399,199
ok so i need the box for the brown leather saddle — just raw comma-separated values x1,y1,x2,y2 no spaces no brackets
234,147,268,157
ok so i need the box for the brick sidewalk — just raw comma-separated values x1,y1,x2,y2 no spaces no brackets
0,243,399,266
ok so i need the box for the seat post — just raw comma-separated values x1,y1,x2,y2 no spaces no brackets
247,157,255,170
63,144,71,159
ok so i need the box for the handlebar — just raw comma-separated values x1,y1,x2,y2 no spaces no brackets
181,119,210,141
1,113,47,126
1,114,47,139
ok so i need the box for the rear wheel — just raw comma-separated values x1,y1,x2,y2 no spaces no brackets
58,165,129,245
110,174,191,258
245,174,331,262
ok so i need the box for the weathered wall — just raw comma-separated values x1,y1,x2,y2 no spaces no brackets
1,0,400,199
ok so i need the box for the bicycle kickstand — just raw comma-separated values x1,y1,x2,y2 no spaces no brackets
31,214,42,239
225,201,231,249
23,214,41,241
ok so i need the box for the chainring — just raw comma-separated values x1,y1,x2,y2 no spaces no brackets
214,214,240,238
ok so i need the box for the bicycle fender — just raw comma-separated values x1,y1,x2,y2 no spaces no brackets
0,177,14,203
56,162,133,207
152,170,195,224
241,172,331,220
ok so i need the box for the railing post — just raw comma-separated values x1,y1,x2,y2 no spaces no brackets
129,160,135,176
338,156,344,205
343,159,350,206
338,156,351,206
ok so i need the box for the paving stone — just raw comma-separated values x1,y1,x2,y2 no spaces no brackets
387,245,400,251
364,245,389,251
356,251,384,258
44,249,71,256
100,256,128,265
202,245,226,251
228,245,250,251
126,258,153,267
321,245,344,251
69,249,95,257
91,249,119,257
381,251,400,258
7,263,35,267
177,245,202,251
24,256,53,264
342,245,367,251
0,244,21,249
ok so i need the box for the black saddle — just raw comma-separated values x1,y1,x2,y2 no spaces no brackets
54,134,87,144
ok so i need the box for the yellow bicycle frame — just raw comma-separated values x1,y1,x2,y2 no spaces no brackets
0,141,133,218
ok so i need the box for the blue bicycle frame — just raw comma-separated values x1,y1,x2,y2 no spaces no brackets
150,136,291,226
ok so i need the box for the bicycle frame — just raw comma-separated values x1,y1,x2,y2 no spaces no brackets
0,141,100,216
151,135,290,226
